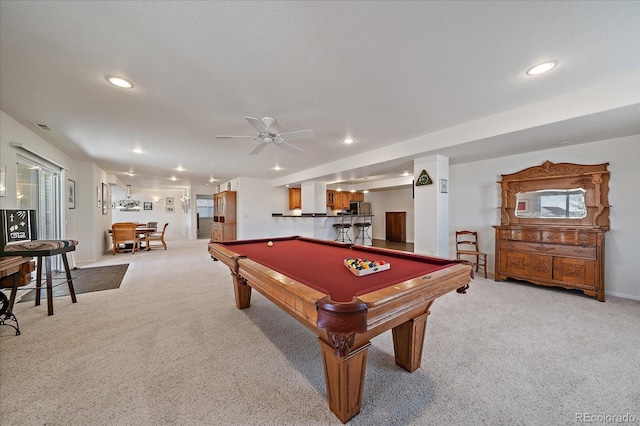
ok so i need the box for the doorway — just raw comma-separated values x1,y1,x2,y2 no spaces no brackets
196,195,213,239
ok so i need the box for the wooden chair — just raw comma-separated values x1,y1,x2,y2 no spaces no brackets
146,221,158,231
144,223,168,250
455,230,487,278
111,222,140,255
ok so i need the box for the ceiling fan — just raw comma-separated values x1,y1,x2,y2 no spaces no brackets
215,116,315,155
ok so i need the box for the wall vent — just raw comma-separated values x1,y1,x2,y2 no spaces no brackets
36,123,52,131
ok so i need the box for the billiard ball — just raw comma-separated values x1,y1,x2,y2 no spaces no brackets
267,241,273,247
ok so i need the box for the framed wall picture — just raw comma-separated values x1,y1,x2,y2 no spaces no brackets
67,179,76,209
166,197,174,206
97,186,101,208
102,183,109,215
144,202,153,210
439,178,448,193
165,206,175,213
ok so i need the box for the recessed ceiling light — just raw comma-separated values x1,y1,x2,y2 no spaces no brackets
170,176,177,181
209,178,215,182
363,189,369,194
526,61,558,75
176,166,184,172
127,172,135,176
343,138,354,144
107,76,134,89
132,148,144,154
273,166,282,171
402,171,410,177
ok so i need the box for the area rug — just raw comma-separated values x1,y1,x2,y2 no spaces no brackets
19,264,128,302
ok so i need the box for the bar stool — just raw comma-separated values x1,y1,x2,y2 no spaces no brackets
353,222,372,245
332,223,352,243
1,210,78,316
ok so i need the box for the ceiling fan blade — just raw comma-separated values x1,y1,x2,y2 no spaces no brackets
278,129,315,140
244,116,268,133
249,142,268,155
215,135,257,139
279,141,305,154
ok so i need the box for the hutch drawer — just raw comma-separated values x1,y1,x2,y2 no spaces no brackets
541,230,597,246
497,240,597,260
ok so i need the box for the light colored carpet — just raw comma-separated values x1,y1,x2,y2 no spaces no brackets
1,239,638,425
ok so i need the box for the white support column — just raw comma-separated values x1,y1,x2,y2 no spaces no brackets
301,181,327,213
413,155,449,257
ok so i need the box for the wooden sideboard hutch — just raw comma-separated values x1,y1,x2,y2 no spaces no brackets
493,161,610,301
211,191,236,242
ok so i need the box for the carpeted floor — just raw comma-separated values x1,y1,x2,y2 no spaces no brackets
18,264,128,302
1,240,639,425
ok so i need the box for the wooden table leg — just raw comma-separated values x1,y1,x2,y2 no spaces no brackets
61,253,77,303
232,273,252,309
35,256,43,307
391,308,431,372
45,256,53,316
8,271,19,311
319,338,371,423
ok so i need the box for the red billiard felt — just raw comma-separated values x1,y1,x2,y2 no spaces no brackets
224,238,452,302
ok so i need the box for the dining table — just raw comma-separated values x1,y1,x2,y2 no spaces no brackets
108,227,156,251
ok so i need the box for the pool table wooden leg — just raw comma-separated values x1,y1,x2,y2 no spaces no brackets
319,338,371,424
391,309,431,372
232,274,252,309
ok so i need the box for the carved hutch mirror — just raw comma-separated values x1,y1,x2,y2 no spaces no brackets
494,161,610,301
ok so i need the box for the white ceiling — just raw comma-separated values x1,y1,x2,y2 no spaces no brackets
1,1,638,191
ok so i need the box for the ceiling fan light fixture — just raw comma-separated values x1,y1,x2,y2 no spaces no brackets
107,76,134,89
215,116,313,155
526,61,557,75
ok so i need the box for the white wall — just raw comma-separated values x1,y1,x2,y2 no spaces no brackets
111,186,187,242
0,110,75,213
449,134,640,300
365,187,415,242
235,177,287,239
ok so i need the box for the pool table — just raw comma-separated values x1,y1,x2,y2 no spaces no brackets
208,236,472,423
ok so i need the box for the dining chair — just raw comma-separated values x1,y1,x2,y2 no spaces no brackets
111,222,140,255
455,230,488,278
144,223,168,250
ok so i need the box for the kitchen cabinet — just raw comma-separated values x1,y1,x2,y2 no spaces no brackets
327,190,364,209
289,188,301,209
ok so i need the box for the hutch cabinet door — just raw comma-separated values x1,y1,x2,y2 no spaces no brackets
530,254,553,280
501,251,530,276
552,257,596,285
